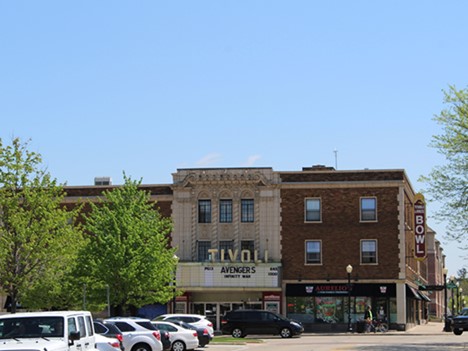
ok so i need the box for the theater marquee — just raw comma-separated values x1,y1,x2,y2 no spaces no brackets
176,263,281,288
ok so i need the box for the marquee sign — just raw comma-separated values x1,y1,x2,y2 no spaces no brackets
414,193,427,261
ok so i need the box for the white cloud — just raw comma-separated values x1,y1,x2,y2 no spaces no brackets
243,154,261,166
196,153,222,166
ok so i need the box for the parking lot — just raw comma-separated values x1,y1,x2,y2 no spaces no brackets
204,322,468,351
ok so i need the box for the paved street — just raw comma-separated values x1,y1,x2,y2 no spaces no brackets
205,322,468,351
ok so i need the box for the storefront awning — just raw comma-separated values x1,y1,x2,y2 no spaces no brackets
418,291,431,302
406,285,421,300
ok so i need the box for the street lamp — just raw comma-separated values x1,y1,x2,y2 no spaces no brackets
456,281,460,315
443,268,450,332
460,288,464,310
450,275,455,316
172,255,179,313
346,264,353,333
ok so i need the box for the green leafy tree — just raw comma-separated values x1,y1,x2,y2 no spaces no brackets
0,138,85,313
421,85,468,245
76,175,177,315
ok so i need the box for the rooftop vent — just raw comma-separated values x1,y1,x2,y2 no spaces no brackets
94,177,112,186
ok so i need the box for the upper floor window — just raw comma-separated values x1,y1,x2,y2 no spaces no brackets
305,198,321,222
219,199,233,223
360,197,377,221
198,200,211,223
197,241,211,261
305,240,322,264
219,240,234,260
241,199,254,223
361,239,377,264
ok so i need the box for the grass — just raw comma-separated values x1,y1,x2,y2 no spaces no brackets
211,335,264,344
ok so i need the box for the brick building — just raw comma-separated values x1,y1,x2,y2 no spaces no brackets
279,166,434,331
1,167,446,331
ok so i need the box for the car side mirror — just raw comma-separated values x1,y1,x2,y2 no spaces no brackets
69,331,81,344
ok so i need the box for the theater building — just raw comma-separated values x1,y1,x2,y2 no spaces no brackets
171,168,282,331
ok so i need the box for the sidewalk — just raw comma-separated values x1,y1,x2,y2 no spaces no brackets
405,321,447,334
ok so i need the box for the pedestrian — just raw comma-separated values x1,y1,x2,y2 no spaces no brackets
364,305,373,332
378,305,385,321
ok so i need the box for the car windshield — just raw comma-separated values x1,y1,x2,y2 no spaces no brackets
460,309,468,316
0,317,64,339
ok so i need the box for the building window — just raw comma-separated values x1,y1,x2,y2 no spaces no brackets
361,240,377,264
219,199,232,223
198,200,211,223
241,199,254,222
360,197,377,221
305,240,322,264
305,198,321,222
241,240,255,257
197,241,211,261
219,240,233,260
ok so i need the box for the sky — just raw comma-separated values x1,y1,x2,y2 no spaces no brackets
1,1,467,276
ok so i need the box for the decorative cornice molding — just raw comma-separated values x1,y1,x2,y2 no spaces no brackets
176,171,271,188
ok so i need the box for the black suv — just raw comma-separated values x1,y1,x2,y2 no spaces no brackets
452,307,468,335
221,309,303,338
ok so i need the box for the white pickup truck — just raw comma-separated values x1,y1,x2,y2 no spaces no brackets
0,311,99,351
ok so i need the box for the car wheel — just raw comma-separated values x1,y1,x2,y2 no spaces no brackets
453,329,463,335
172,340,186,351
280,327,292,338
231,328,244,338
132,343,151,351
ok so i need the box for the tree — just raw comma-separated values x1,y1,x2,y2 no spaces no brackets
76,174,177,315
0,138,85,312
421,85,468,246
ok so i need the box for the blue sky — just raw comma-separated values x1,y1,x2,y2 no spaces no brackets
1,1,467,275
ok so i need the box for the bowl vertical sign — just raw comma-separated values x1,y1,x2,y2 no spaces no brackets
414,193,426,261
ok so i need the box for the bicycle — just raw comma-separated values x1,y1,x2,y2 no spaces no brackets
369,318,389,333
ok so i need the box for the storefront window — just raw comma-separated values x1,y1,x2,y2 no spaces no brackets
286,297,345,324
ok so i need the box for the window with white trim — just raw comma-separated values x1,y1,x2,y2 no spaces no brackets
305,240,322,264
360,197,377,221
361,239,377,264
305,198,321,222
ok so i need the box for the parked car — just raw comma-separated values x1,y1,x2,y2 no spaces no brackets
153,314,214,338
94,320,125,351
95,334,122,351
151,321,198,351
154,328,171,351
221,309,304,338
104,317,162,351
166,320,211,347
452,307,468,335
0,310,98,351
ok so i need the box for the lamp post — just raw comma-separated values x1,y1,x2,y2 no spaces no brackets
106,284,110,317
460,288,464,310
450,275,455,316
172,255,179,313
456,281,460,315
346,264,353,333
443,268,450,332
